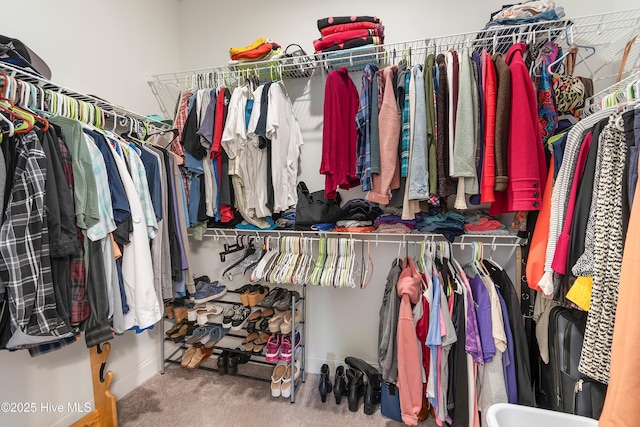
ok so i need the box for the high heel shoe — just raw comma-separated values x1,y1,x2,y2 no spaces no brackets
333,365,348,404
346,368,364,413
318,364,332,403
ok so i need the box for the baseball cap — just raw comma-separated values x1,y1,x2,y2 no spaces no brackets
0,35,51,79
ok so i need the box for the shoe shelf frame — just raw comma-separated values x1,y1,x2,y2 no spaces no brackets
161,285,307,403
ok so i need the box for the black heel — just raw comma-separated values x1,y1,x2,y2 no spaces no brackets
318,364,332,403
347,368,364,412
334,365,347,404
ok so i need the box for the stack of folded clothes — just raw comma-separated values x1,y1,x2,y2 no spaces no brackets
334,199,382,232
416,211,466,242
464,211,510,235
374,214,417,233
228,37,283,66
314,16,384,53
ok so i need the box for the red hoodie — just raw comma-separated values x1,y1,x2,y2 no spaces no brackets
490,43,547,214
396,257,422,425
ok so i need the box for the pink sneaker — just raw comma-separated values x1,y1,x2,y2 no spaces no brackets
265,334,281,362
279,332,300,362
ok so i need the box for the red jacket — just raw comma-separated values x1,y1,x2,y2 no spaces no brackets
481,51,497,204
321,68,360,198
490,43,547,214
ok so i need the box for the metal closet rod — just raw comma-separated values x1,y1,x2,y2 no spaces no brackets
196,228,523,248
0,62,169,129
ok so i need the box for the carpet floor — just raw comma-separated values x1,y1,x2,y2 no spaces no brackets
117,360,438,427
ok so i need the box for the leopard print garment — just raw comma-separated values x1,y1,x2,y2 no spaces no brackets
578,113,627,384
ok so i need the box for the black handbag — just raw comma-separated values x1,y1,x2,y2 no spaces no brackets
295,182,344,225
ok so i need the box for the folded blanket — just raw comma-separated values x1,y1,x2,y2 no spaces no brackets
318,37,383,53
317,16,380,31
229,37,267,57
320,21,378,36
231,42,280,61
313,26,384,52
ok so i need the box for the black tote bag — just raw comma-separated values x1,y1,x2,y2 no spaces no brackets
295,182,344,225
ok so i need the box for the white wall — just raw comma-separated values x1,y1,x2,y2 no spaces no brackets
0,1,180,426
176,0,640,376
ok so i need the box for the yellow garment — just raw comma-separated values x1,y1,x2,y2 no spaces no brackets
229,37,267,57
566,276,592,311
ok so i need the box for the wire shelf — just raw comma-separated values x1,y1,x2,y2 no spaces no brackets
0,62,169,129
147,9,640,119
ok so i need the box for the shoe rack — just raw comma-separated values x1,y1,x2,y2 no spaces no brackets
162,284,306,403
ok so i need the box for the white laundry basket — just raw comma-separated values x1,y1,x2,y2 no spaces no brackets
486,403,599,427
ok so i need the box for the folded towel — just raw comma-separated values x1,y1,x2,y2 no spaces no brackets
317,16,380,31
229,37,268,56
317,37,383,53
320,21,378,36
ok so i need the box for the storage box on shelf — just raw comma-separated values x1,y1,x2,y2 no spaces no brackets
162,283,306,403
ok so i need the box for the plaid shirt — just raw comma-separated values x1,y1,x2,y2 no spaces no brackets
356,64,378,192
57,134,90,324
0,132,67,338
172,90,192,160
401,72,411,178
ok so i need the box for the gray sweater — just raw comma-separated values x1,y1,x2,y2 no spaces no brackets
378,258,402,383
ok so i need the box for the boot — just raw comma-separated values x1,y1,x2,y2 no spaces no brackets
345,357,381,415
229,352,251,376
217,351,228,375
346,368,364,412
318,364,332,403
333,365,348,404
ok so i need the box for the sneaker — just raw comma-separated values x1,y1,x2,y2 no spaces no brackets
265,334,281,362
279,332,301,362
222,305,238,329
194,281,227,304
231,306,252,331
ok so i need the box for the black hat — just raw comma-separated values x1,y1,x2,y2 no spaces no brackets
0,35,51,79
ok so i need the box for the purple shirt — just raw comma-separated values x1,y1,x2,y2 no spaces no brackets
469,274,496,362
498,290,517,403
463,277,484,365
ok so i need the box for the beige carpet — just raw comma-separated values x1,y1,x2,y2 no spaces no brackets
117,360,438,427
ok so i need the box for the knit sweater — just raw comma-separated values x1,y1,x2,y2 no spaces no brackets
367,65,401,204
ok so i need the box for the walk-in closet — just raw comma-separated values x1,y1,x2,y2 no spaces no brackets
1,1,640,426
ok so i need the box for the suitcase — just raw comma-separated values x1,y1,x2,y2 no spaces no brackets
540,306,607,419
